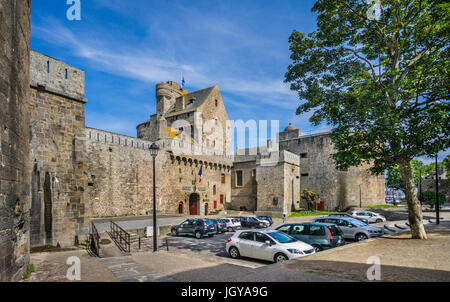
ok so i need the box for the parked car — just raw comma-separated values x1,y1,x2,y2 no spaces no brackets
226,230,315,263
256,215,273,226
275,223,345,252
311,217,384,241
328,213,369,224
171,219,217,239
238,216,266,229
351,211,386,223
221,218,242,232
212,219,227,234
251,216,270,228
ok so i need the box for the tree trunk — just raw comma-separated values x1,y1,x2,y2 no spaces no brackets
398,159,427,239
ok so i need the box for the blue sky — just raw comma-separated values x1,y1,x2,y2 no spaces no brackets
30,0,447,163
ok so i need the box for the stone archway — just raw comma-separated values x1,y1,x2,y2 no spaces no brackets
189,193,200,215
178,202,184,214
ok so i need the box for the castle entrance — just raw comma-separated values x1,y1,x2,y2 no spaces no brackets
189,193,199,215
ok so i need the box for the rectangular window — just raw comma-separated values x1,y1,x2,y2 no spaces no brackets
252,169,256,184
300,153,308,158
301,173,309,177
236,170,243,187
46,61,50,73
220,194,224,204
65,69,68,79
221,173,225,184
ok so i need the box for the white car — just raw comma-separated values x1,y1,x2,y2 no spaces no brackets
221,218,242,232
351,211,386,223
226,230,315,263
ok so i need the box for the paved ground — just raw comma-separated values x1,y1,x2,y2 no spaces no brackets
24,249,118,282
24,206,450,282
282,221,450,282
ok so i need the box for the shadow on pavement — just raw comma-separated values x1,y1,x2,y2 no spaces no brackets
282,259,450,282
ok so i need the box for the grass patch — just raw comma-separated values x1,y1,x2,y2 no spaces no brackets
289,211,337,217
23,264,35,280
363,205,407,209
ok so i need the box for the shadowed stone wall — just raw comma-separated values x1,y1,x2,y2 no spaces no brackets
0,0,31,282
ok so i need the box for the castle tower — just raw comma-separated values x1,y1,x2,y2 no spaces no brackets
156,81,185,115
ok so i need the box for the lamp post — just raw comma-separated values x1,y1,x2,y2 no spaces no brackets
359,184,362,208
149,143,159,251
435,154,440,225
418,162,423,206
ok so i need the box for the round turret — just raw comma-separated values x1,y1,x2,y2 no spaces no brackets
284,123,297,131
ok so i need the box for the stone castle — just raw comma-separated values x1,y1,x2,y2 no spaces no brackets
0,0,384,280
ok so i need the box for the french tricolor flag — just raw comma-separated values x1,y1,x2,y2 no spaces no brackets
181,74,185,89
198,165,203,183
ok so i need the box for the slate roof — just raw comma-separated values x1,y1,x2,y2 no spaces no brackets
164,85,217,118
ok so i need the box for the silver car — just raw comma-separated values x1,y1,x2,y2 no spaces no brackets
222,218,242,232
311,217,384,241
226,230,315,263
351,211,386,223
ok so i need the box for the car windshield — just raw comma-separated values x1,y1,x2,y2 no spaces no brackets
249,217,259,222
267,232,297,243
348,219,367,227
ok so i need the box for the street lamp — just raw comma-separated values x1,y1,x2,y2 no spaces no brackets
149,143,159,251
359,184,362,208
435,153,440,225
418,162,423,206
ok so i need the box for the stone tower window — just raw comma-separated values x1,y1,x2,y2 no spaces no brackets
65,69,68,79
215,99,218,107
300,153,308,158
213,185,216,195
235,170,243,187
46,61,50,73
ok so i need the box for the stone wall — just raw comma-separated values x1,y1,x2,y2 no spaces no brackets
84,128,232,218
422,178,450,202
0,0,31,282
280,132,385,210
230,160,257,211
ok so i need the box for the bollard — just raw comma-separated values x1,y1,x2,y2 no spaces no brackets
139,236,141,250
166,238,169,251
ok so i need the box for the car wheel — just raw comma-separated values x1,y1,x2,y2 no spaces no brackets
171,229,178,236
195,231,202,239
356,233,368,241
274,253,288,263
208,234,214,237
376,219,382,223
228,227,233,232
229,247,240,259
312,245,322,252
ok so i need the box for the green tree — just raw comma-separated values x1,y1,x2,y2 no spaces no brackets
285,0,450,239
302,188,321,211
419,191,446,207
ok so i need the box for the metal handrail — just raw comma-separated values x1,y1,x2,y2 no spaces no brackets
109,221,131,253
89,222,100,256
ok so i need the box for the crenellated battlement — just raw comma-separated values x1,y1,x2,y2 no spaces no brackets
85,127,155,150
30,50,85,102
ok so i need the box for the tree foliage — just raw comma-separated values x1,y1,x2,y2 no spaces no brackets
302,188,321,211
419,190,446,206
285,0,450,239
